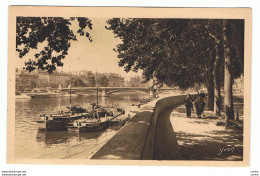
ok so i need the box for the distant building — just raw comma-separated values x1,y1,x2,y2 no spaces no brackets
16,69,39,90
37,70,71,87
107,73,125,87
129,76,149,87
16,69,71,90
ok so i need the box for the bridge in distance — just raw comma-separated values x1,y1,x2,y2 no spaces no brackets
62,87,178,97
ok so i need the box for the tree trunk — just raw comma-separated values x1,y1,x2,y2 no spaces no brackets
213,46,221,116
207,71,214,111
205,52,215,111
223,20,234,121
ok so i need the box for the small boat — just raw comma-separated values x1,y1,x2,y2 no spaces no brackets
15,91,31,99
109,114,131,126
35,107,88,131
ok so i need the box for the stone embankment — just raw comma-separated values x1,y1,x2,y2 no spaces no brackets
91,94,197,160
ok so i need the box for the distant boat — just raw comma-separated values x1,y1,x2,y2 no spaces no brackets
27,88,64,98
15,91,31,99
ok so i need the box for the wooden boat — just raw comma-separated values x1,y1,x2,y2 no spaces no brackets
68,120,109,132
67,107,126,132
35,107,88,131
36,84,86,131
109,114,131,126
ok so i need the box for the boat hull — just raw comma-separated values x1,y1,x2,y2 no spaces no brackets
37,119,68,131
68,121,109,132
109,116,130,126
28,94,63,98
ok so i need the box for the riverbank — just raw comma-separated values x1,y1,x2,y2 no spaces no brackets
91,99,156,159
15,92,149,159
91,93,197,160
92,92,244,161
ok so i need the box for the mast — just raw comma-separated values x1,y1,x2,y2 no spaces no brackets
96,72,98,107
68,79,72,111
96,85,98,107
70,86,72,110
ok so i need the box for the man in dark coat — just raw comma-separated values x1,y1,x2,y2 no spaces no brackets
185,94,193,118
194,93,206,118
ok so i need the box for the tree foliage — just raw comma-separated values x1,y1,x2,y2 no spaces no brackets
16,17,93,73
106,18,244,90
97,76,109,87
85,72,96,87
67,76,87,87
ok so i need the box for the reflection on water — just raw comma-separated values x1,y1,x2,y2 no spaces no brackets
15,92,148,159
36,130,105,146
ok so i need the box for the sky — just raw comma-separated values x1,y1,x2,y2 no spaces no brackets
16,18,142,80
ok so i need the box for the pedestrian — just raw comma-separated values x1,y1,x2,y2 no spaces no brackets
194,93,206,118
184,94,193,118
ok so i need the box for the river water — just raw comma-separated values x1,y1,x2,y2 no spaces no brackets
15,92,149,159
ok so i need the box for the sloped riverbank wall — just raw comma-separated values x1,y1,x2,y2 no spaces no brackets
91,94,197,160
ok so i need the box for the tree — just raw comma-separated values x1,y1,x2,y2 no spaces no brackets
106,18,194,89
66,76,86,87
16,17,93,73
97,75,109,87
106,18,244,117
129,76,141,87
85,72,96,87
171,20,217,110
223,19,244,120
106,18,214,105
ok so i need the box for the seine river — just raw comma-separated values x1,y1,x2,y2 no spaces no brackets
15,92,149,159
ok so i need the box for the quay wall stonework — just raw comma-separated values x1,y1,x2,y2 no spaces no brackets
141,94,197,159
91,94,197,160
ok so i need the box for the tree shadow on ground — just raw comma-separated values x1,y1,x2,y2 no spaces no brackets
174,127,243,160
187,120,211,125
171,96,244,161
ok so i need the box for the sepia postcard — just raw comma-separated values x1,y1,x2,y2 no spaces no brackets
7,6,252,166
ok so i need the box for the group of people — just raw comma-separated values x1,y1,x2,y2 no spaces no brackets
184,92,206,118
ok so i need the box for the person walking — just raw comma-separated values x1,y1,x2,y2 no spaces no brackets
195,93,206,118
185,94,193,118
